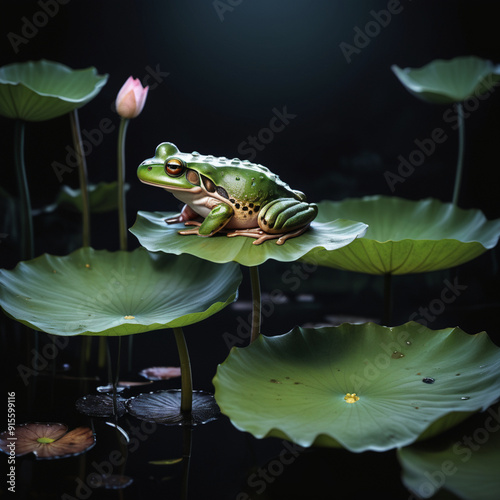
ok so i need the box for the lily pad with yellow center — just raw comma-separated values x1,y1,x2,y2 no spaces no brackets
0,59,108,121
213,322,500,453
0,246,241,336
130,210,368,267
0,422,95,459
303,196,500,275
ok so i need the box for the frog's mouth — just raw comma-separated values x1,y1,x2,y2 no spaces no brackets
139,178,203,194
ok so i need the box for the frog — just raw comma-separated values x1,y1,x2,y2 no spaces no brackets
137,142,318,245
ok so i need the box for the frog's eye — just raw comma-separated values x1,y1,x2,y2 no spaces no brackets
165,158,185,177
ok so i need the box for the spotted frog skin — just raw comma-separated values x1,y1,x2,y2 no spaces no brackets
137,142,318,245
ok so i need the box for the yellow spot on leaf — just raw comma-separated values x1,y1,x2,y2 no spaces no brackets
37,437,56,444
344,393,360,404
124,315,135,320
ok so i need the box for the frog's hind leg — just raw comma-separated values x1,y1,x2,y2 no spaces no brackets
226,224,311,245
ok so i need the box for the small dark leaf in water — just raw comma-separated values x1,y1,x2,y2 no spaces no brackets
422,377,435,384
126,389,220,425
88,474,133,489
75,394,126,418
139,366,181,381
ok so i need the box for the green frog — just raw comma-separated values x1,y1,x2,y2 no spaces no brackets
137,142,317,245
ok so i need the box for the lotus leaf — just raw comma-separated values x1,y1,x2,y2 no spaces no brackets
0,247,241,336
304,196,500,274
391,56,500,104
0,59,108,121
398,404,500,499
129,210,367,267
213,322,500,452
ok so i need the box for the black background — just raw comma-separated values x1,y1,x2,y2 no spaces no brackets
1,1,500,499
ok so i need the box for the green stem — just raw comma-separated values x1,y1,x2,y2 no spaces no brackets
173,327,192,413
181,424,192,500
117,118,130,251
69,109,91,247
14,120,33,260
249,266,261,343
452,102,465,206
382,273,392,326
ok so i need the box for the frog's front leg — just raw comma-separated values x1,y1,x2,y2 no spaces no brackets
165,204,199,225
178,203,234,237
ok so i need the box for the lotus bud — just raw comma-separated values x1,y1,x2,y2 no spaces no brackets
115,76,148,119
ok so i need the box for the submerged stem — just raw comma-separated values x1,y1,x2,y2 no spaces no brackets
173,327,193,413
452,102,465,206
249,266,262,343
117,118,130,251
14,120,33,260
382,273,392,326
69,109,91,247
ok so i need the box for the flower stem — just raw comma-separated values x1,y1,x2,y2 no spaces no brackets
117,117,130,251
452,102,465,206
14,120,33,260
173,327,192,413
249,266,261,343
69,109,91,247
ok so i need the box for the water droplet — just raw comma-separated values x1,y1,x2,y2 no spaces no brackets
461,396,470,400
422,377,435,384
231,158,240,164
406,341,412,345
235,177,240,181
191,151,200,156
242,160,251,165
391,351,405,359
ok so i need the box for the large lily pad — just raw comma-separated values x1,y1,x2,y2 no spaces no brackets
398,403,500,499
213,322,500,453
391,56,500,104
0,59,108,121
304,196,500,274
130,210,367,267
0,247,241,336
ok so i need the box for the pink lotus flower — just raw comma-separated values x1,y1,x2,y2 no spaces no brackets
115,76,148,119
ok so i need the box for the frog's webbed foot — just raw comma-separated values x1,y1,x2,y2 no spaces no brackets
226,225,311,245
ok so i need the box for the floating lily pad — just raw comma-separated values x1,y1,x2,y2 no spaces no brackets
130,210,367,267
126,389,220,425
391,56,500,104
52,182,129,213
398,403,500,499
75,394,127,418
0,423,95,459
304,196,500,274
139,366,182,381
213,322,500,452
0,59,108,121
0,247,241,336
